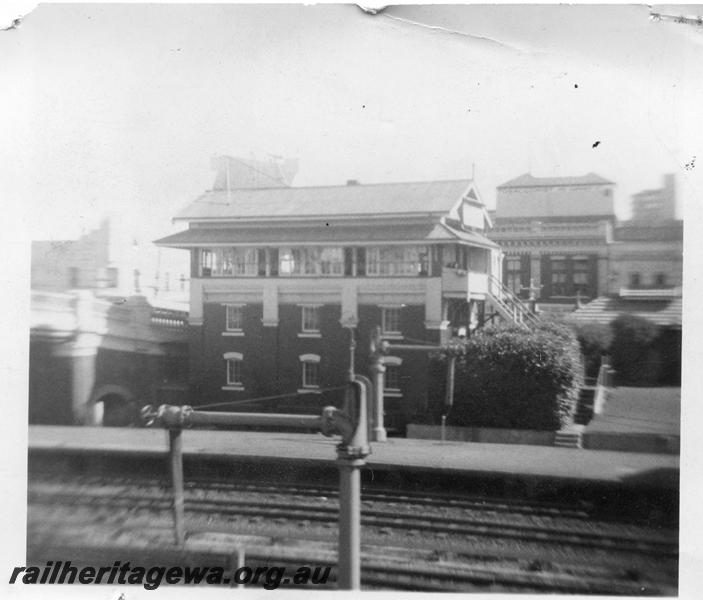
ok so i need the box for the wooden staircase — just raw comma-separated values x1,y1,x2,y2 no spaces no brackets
486,275,539,330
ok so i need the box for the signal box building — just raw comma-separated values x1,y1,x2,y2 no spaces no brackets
156,174,503,431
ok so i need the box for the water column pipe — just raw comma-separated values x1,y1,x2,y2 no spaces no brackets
142,405,325,548
141,378,371,589
322,375,372,590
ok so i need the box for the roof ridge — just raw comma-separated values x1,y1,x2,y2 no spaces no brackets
497,172,613,188
200,178,474,193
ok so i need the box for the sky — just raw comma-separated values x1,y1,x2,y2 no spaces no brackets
1,3,701,250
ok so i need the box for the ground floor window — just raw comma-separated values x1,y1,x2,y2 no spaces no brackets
572,257,590,296
381,306,402,336
550,257,568,296
299,354,321,389
383,356,403,394
505,257,522,295
224,352,243,388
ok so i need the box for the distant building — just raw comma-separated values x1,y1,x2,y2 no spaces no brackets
30,218,190,426
488,173,615,310
571,177,682,385
630,174,676,222
156,159,509,432
607,220,683,293
31,218,190,304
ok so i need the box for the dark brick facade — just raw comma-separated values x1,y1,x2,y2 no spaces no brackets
188,301,441,431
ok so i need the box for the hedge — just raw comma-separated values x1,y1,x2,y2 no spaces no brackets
610,314,661,385
437,322,583,431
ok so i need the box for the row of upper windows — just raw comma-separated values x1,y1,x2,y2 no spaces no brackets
223,352,403,393
224,305,403,336
197,245,490,278
504,256,594,296
629,272,669,288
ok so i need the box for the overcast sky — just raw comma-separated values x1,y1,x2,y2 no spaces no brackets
2,4,701,247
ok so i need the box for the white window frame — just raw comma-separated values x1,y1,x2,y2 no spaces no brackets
381,306,402,337
223,304,244,336
366,245,426,277
278,247,344,277
298,354,321,392
223,352,244,390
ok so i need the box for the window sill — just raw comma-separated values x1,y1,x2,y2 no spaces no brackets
222,331,244,337
297,388,321,394
381,333,403,340
298,332,322,339
384,390,403,398
222,385,245,391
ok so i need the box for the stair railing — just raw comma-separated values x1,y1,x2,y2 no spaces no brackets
487,274,540,329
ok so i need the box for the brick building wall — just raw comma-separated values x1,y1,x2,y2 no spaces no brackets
187,301,439,431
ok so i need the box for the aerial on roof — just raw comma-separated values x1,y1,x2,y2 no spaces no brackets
174,179,476,221
497,172,614,189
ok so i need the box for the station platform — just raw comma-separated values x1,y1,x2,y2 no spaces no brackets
28,425,679,490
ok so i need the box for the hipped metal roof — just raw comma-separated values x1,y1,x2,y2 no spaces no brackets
497,173,614,189
571,296,682,328
174,179,475,221
155,221,500,250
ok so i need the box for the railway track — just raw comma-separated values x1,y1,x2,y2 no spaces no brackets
30,485,675,557
28,472,678,593
27,524,675,594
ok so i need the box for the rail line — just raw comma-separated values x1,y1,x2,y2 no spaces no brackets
26,528,675,595
29,479,677,557
28,470,678,593
27,470,611,519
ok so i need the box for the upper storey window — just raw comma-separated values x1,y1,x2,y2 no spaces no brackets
366,246,429,277
200,248,258,277
278,247,344,277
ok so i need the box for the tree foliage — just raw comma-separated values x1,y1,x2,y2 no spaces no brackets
610,313,661,385
572,321,613,378
437,322,583,431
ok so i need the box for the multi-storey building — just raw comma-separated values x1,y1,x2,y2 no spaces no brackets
608,220,683,292
156,173,504,431
488,173,615,311
630,173,676,222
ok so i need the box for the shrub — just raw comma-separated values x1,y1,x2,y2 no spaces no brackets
442,324,583,431
610,314,661,385
573,321,613,378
